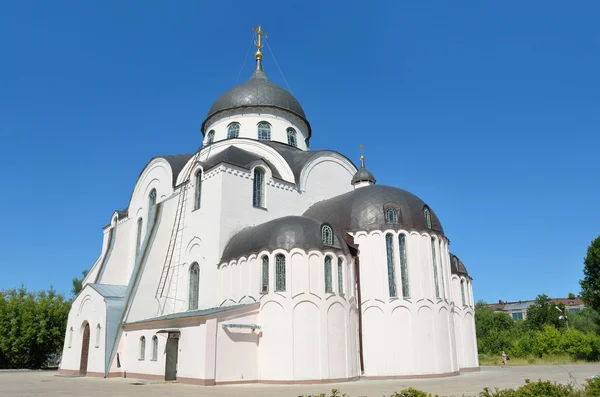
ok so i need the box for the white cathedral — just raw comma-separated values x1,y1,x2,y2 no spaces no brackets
59,27,479,385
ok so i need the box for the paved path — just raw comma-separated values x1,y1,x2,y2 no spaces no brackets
2,365,600,397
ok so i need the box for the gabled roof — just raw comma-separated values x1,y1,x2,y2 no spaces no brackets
88,284,127,299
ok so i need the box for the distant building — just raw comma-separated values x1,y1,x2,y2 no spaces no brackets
483,297,585,321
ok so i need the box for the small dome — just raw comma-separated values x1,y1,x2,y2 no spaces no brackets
351,166,376,185
221,216,349,263
304,185,444,235
450,254,469,277
202,63,308,134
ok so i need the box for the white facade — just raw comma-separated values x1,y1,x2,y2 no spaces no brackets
59,53,478,384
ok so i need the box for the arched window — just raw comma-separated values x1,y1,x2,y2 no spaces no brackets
253,168,265,208
337,257,344,293
431,237,440,298
275,254,286,292
227,122,240,139
321,225,333,245
287,128,297,147
135,218,143,257
189,262,200,310
460,279,466,307
95,324,101,348
324,256,333,293
139,336,146,360
385,207,398,224
194,170,202,210
207,130,215,145
261,256,269,293
151,336,158,361
398,234,409,298
257,122,271,141
148,189,157,219
452,256,459,272
385,233,397,298
424,206,432,229
68,327,73,348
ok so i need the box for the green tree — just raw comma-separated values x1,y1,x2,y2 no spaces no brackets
71,270,88,297
580,235,600,311
525,294,564,330
570,307,600,334
568,292,576,300
0,286,70,369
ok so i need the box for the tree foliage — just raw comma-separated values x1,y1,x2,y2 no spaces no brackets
71,270,89,297
580,235,600,311
0,286,70,369
526,294,565,331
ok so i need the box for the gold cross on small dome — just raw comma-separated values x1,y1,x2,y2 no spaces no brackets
252,24,268,60
359,144,365,168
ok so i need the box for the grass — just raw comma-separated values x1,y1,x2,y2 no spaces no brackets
478,353,591,366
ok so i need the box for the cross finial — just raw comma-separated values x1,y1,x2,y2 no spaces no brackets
252,24,268,60
359,144,365,168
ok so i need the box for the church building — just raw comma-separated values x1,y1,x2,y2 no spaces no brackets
59,26,479,385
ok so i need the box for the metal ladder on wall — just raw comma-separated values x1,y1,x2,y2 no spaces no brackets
155,148,204,311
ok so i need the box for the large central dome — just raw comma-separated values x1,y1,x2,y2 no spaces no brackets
202,61,308,133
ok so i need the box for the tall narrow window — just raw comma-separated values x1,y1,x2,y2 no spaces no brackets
261,256,269,293
385,233,397,298
385,207,398,224
68,327,73,348
438,242,446,299
139,336,146,360
189,262,200,310
136,218,143,257
337,257,344,293
460,279,466,307
424,206,432,229
452,256,459,272
257,122,271,141
399,234,409,298
324,256,333,293
253,168,265,208
148,189,157,220
194,170,202,210
207,130,215,145
287,128,297,147
321,225,333,245
431,237,440,298
227,122,240,139
95,324,101,348
275,254,286,292
151,336,158,361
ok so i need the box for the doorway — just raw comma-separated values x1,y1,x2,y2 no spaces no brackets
79,323,90,375
165,333,179,381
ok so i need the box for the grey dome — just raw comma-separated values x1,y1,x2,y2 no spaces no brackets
351,166,376,185
450,254,470,277
303,185,444,235
221,216,349,263
203,63,310,136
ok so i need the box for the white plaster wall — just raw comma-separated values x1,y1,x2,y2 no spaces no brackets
354,230,459,377
204,109,309,150
60,287,106,374
99,219,133,285
301,156,356,206
216,312,260,382
123,329,165,377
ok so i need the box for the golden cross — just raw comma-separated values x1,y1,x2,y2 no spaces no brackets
359,144,365,168
252,24,268,59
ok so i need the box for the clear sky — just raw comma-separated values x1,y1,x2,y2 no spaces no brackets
0,1,598,303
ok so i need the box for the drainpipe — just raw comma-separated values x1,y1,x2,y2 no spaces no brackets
354,255,365,374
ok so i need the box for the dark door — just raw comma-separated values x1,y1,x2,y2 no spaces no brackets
165,334,179,381
79,323,90,375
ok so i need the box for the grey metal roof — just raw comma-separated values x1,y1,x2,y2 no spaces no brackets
88,283,127,298
503,302,533,311
202,62,310,137
449,254,469,277
221,216,350,263
303,185,444,235
124,303,257,325
160,154,195,187
202,146,282,180
351,165,376,185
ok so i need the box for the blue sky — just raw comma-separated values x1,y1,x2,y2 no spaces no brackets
0,1,598,303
